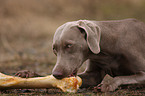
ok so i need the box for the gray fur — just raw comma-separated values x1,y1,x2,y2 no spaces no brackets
52,19,145,92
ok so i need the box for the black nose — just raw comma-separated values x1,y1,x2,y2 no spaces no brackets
53,72,64,79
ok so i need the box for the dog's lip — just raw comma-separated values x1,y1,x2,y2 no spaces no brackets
68,69,78,77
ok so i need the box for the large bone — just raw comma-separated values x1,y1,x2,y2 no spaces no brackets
0,73,82,93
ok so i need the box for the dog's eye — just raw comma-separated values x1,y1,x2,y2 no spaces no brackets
65,44,72,49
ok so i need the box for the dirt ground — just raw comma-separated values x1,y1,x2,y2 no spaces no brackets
0,0,145,95
0,85,145,96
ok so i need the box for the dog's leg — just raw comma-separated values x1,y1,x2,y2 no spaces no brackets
15,70,42,78
101,71,145,92
78,60,106,88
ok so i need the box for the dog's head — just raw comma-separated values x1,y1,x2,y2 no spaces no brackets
52,20,101,79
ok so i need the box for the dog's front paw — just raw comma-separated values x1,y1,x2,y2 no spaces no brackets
15,70,41,78
100,77,121,92
101,83,118,92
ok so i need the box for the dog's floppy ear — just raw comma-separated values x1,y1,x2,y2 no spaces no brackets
77,20,101,54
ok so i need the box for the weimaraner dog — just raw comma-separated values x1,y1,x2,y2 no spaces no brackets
16,19,145,92
52,18,145,92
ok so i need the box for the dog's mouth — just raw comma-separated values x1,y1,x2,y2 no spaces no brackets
68,69,78,77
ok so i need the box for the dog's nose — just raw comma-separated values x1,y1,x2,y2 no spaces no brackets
53,72,64,79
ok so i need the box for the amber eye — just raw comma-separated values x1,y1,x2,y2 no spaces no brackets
65,44,72,49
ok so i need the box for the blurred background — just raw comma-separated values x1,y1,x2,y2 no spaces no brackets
0,0,145,75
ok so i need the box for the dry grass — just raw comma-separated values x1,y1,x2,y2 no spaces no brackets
0,0,145,95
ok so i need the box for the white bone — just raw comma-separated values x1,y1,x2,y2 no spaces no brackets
0,73,82,93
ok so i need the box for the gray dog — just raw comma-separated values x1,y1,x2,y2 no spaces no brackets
16,18,145,92
52,18,145,92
